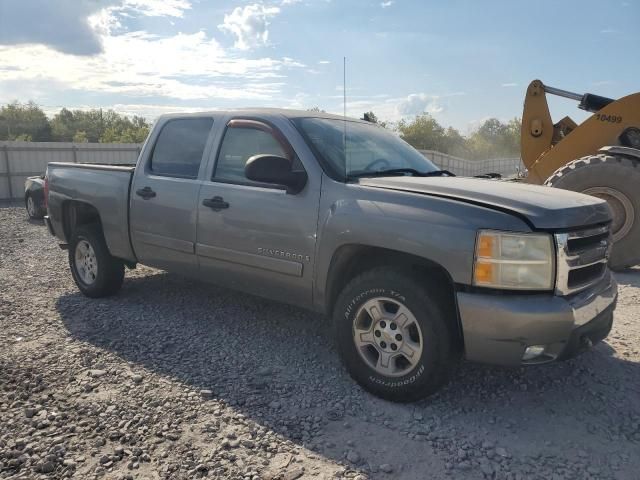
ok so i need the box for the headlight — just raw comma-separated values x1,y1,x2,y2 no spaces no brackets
473,230,554,290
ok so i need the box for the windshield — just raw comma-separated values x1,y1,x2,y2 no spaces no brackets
292,117,439,180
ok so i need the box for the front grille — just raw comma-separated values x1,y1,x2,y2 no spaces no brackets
555,224,611,295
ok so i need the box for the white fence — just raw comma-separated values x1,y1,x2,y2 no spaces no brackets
0,141,140,200
0,142,525,200
419,150,524,178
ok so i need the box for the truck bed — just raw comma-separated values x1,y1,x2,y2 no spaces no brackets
46,162,137,262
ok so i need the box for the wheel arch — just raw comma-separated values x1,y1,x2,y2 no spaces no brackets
324,244,463,346
61,200,104,245
25,187,44,204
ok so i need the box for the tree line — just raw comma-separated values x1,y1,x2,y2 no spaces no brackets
0,101,521,159
362,111,521,160
0,101,150,143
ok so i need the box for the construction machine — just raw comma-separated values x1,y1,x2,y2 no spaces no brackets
522,79,640,270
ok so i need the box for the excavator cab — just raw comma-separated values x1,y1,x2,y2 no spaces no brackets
521,80,640,270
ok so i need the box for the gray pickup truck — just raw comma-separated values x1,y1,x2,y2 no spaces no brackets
45,109,618,401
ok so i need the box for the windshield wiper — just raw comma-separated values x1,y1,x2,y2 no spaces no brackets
347,168,455,180
422,169,455,177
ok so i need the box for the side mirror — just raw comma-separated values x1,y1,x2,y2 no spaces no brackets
245,154,307,194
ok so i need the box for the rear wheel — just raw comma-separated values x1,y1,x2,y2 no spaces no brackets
333,267,458,402
25,194,44,219
546,154,640,270
69,224,124,297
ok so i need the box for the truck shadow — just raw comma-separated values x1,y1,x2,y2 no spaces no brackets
56,269,640,472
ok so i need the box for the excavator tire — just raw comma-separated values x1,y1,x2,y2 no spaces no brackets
545,154,640,271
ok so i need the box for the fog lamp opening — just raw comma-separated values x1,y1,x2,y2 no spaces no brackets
522,345,546,361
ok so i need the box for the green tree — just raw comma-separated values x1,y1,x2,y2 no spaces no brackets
51,108,108,142
98,114,149,143
11,133,33,141
50,108,150,143
442,126,470,158
393,113,521,159
504,118,521,154
73,130,89,143
50,108,74,141
396,114,448,151
0,101,51,141
467,117,521,159
362,111,378,123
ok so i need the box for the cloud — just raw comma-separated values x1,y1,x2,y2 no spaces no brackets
0,30,303,102
318,60,331,64
102,103,215,119
218,4,281,50
600,28,616,34
0,0,193,56
0,0,116,55
396,93,443,116
121,0,192,17
381,1,394,7
501,82,518,87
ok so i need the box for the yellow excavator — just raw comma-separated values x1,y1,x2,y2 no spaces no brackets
521,79,640,270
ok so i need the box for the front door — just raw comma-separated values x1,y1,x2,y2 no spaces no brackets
130,116,215,275
196,117,320,307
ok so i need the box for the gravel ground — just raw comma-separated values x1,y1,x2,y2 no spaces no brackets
1,203,639,480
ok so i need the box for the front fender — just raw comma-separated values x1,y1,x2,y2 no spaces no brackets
313,178,532,310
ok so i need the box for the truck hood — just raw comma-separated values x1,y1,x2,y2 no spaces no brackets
359,176,611,230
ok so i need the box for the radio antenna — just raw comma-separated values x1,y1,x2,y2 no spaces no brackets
343,56,347,174
343,56,346,119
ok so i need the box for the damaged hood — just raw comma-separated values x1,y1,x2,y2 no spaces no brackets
359,176,611,230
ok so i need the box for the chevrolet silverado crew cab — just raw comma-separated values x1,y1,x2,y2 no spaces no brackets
45,109,618,401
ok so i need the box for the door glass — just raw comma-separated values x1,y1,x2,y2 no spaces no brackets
150,118,213,178
214,127,288,183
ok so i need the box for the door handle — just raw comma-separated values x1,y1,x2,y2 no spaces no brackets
202,196,229,211
136,186,156,199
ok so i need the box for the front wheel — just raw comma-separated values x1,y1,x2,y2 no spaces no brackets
333,267,458,402
69,224,124,298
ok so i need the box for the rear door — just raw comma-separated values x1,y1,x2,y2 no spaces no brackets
195,116,321,307
130,116,215,275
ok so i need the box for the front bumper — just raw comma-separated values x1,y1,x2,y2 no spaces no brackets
457,272,617,366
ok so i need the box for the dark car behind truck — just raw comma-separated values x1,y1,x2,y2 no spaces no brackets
24,175,46,219
44,109,617,401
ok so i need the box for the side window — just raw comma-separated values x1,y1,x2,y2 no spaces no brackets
214,126,289,183
150,118,213,178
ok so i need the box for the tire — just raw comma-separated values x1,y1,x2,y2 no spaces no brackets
333,267,459,402
545,154,640,270
25,194,44,219
69,224,124,298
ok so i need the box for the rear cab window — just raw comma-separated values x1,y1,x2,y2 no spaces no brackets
149,117,214,178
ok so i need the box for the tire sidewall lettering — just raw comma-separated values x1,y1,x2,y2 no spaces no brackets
344,288,406,319
343,286,424,388
369,364,425,388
